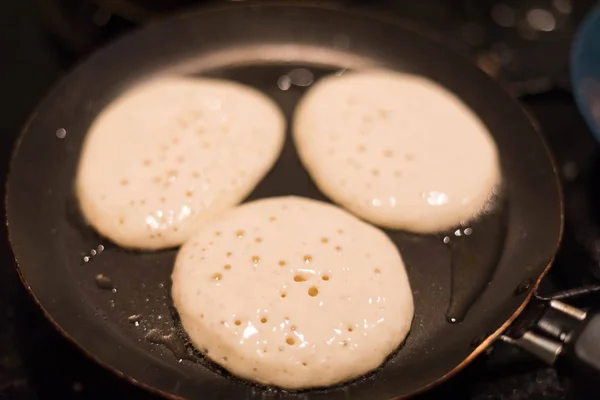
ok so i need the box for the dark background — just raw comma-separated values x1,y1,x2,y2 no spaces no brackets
2,0,600,399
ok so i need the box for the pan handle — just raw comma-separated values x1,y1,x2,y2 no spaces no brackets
500,300,600,379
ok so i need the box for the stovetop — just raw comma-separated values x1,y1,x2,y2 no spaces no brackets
2,0,600,399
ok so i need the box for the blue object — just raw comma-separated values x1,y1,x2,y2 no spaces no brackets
571,4,600,143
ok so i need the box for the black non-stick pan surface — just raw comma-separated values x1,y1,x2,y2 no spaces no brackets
5,3,562,400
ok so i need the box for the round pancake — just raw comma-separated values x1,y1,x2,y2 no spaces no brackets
171,196,414,389
76,76,285,250
293,70,501,233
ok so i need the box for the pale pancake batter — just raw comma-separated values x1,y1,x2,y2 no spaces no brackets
171,196,414,389
293,70,501,233
76,76,285,250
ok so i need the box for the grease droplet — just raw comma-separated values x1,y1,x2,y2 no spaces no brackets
144,329,192,361
95,274,114,290
288,68,314,87
56,128,67,139
128,314,142,323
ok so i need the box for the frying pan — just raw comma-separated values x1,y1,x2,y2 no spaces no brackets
5,2,593,399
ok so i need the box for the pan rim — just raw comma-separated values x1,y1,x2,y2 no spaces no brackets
4,2,564,399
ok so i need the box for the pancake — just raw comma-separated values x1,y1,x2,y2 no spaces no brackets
76,76,285,250
171,196,414,389
293,70,501,233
